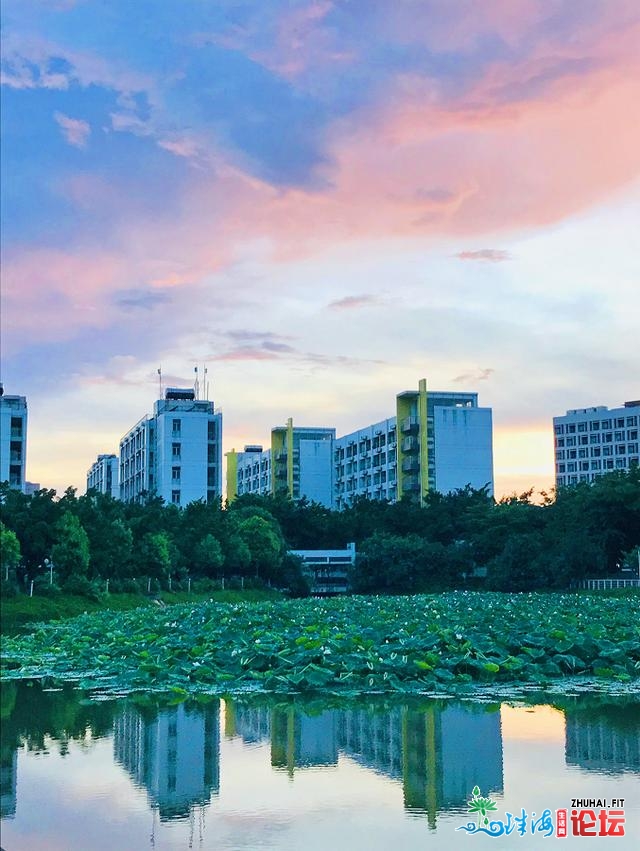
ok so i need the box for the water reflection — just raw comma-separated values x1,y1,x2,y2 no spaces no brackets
113,700,220,821
0,681,639,850
565,703,640,774
228,701,503,826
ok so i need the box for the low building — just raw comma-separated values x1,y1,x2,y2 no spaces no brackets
290,543,356,595
554,400,639,488
86,453,119,498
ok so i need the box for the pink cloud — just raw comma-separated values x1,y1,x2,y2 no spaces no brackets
457,250,512,262
54,111,91,147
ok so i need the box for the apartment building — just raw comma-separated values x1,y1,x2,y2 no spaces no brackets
553,400,640,488
227,379,493,507
86,453,119,498
0,389,28,492
120,388,222,505
226,420,335,507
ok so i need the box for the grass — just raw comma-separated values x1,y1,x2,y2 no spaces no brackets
0,588,282,634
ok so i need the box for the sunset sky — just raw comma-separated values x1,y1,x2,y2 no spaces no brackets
2,0,639,498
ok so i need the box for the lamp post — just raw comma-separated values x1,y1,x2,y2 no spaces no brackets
44,557,53,586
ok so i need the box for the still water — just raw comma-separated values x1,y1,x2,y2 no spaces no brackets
1,682,638,850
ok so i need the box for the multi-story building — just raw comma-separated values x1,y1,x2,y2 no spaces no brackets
553,400,640,488
119,388,222,506
86,453,119,498
227,379,493,508
0,388,27,492
226,420,335,507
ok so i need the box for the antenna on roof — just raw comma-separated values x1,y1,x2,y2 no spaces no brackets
194,365,199,400
157,367,162,399
204,365,209,401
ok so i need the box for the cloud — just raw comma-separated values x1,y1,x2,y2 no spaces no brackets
114,289,172,311
328,294,380,310
54,111,91,147
456,249,512,262
452,368,495,384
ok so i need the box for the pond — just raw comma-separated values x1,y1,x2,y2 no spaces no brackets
1,682,638,849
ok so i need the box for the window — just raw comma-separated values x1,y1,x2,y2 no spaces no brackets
603,446,613,456
615,458,626,468
590,421,600,431
556,450,565,460
567,424,576,433
577,422,587,432
556,438,565,448
580,461,589,471
615,418,624,428
172,418,181,437
579,435,588,445
172,466,180,481
591,460,601,470
627,416,638,427
578,449,588,458
208,420,217,441
566,436,576,447
567,462,577,472
172,442,181,459
629,430,638,441
614,431,625,442
590,447,601,458
615,444,626,455
601,419,612,429
171,490,181,505
557,463,566,473
602,432,613,443
628,443,639,454
554,424,564,435
590,435,600,444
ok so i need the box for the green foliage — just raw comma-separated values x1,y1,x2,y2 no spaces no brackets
51,512,90,582
138,532,172,579
2,592,638,696
0,522,21,571
1,470,639,595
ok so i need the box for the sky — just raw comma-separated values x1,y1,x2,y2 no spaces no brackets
1,0,639,499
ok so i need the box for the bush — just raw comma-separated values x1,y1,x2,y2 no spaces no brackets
62,574,103,601
107,577,141,594
32,575,62,597
0,580,19,598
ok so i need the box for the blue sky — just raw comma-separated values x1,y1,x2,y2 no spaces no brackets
1,0,639,495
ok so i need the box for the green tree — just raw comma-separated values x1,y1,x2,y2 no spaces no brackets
138,532,172,581
237,515,283,580
0,522,21,575
194,533,224,577
51,512,90,582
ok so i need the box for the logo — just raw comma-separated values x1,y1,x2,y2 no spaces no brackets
456,787,626,838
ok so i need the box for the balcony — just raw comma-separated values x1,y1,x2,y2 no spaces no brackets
401,416,419,434
401,457,419,473
401,436,419,453
402,476,421,493
275,451,287,462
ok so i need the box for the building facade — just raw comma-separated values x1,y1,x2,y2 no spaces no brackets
553,400,639,488
86,453,119,498
226,419,335,507
227,379,493,508
0,390,28,492
120,388,223,506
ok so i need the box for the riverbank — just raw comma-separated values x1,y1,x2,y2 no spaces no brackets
0,588,282,634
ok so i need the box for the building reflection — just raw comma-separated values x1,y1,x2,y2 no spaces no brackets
113,700,220,821
227,699,503,826
565,705,640,773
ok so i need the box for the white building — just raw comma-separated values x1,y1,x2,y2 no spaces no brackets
86,453,119,498
0,388,27,492
553,400,639,488
227,379,493,508
227,420,335,507
120,388,223,506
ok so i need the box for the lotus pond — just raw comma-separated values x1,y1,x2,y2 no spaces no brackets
2,592,639,697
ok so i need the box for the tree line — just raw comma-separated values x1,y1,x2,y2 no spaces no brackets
1,468,639,597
